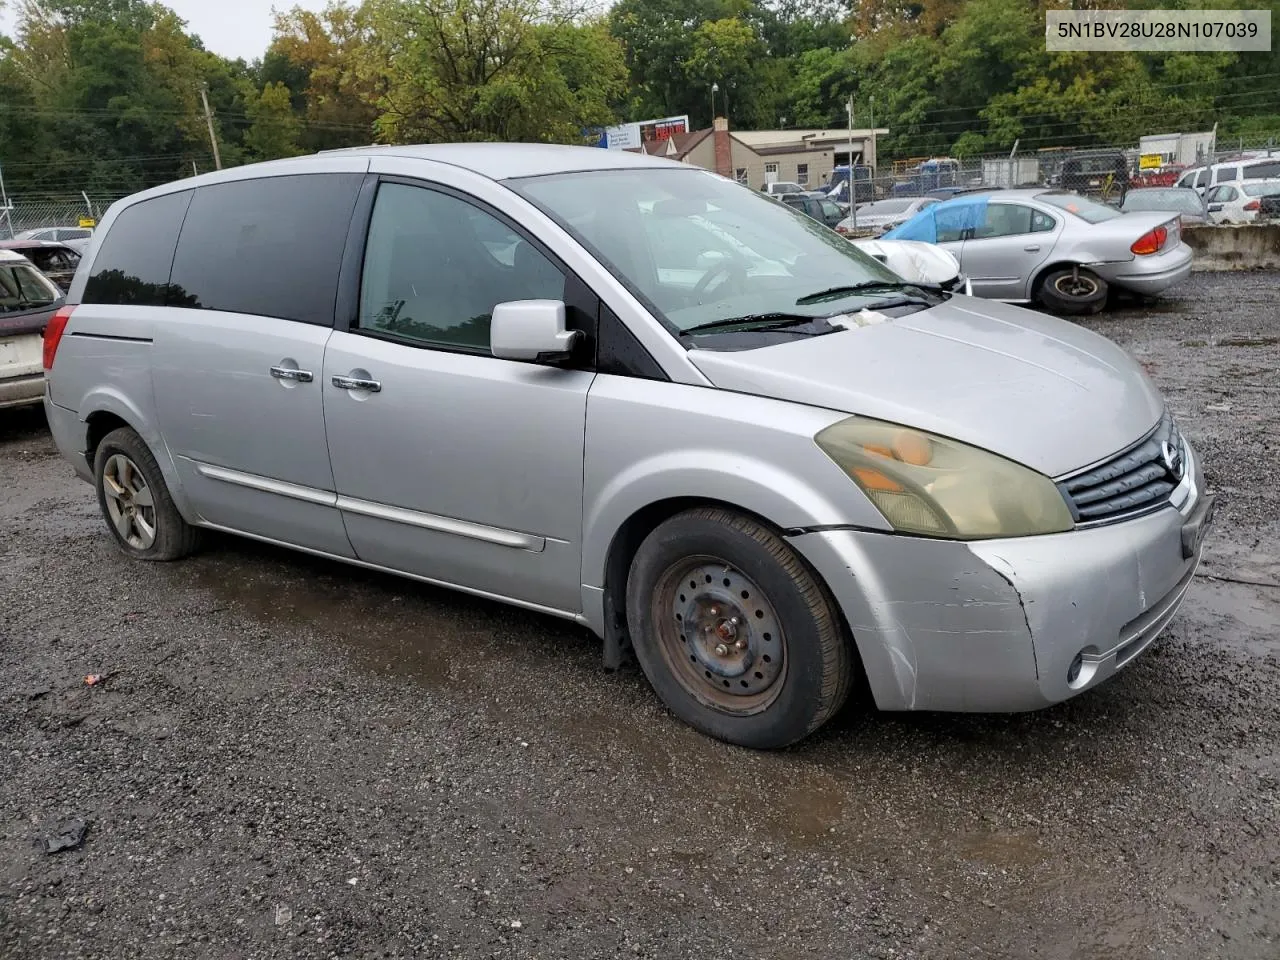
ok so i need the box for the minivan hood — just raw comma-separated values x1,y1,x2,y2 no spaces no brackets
688,298,1163,478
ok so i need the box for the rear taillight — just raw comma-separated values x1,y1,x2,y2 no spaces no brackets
1130,224,1169,256
1243,200,1260,211
42,304,75,370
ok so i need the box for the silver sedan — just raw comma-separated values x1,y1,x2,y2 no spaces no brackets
883,188,1193,314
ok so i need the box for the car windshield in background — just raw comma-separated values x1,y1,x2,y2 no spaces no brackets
0,262,60,311
1243,181,1280,197
509,169,905,334
858,199,917,215
1122,190,1204,215
1038,191,1124,224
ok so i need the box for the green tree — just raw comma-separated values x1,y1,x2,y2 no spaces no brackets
244,81,303,159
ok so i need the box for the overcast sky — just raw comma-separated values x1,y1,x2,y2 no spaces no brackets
0,0,329,62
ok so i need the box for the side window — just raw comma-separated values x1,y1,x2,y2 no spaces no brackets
820,200,841,219
1195,169,1209,188
935,207,968,243
1245,161,1280,179
169,174,362,323
358,182,565,353
1031,210,1057,232
1223,187,1240,201
1216,167,1239,184
83,190,193,306
974,203,1034,239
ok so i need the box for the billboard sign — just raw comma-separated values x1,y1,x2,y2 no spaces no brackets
600,115,690,150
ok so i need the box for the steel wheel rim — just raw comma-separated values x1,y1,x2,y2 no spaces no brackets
102,453,157,550
1053,274,1099,299
652,556,787,716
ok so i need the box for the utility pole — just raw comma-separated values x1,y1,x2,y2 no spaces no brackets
848,95,857,231
200,83,223,170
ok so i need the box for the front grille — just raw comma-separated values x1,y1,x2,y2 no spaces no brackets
1058,413,1186,526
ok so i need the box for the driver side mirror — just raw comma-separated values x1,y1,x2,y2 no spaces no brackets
490,300,581,365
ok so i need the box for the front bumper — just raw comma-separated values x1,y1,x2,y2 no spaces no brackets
1094,241,1193,296
788,443,1210,712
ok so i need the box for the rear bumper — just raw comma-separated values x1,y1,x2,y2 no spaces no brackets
1095,242,1193,295
44,395,94,483
787,441,1209,712
0,374,46,410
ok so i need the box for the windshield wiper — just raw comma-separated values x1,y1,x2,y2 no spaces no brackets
680,312,827,336
795,280,941,306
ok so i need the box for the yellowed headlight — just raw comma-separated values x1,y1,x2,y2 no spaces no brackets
814,417,1076,539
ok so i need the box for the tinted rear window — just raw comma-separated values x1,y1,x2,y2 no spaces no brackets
168,174,363,326
1243,161,1280,180
84,190,193,306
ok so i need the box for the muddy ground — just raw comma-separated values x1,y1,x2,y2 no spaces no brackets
1,271,1278,959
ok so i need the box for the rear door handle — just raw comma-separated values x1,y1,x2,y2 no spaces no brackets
1023,244,1041,252
331,375,382,393
270,365,314,383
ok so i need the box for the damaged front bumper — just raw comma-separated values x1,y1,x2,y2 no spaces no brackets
787,446,1210,713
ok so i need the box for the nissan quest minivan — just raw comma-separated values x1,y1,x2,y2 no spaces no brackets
43,145,1215,749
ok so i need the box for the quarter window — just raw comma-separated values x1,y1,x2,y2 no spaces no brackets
168,173,363,324
358,182,565,352
1031,210,1057,232
83,190,193,306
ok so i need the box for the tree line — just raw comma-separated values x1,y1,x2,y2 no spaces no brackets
1,0,1277,199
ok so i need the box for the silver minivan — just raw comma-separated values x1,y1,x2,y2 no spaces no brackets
43,145,1215,748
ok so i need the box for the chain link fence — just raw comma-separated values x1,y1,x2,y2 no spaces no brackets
0,196,121,239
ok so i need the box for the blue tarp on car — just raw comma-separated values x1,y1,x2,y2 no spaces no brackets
882,194,990,243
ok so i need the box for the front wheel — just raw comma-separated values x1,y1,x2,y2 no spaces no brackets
1036,266,1109,316
625,507,855,749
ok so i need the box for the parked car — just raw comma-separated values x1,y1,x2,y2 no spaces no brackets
1119,187,1210,225
16,225,93,244
1204,179,1280,223
1177,157,1280,196
760,181,806,197
1,248,64,409
44,145,1214,749
779,192,844,228
0,239,82,291
836,197,940,236
1058,150,1131,202
883,188,1193,314
846,237,972,294
1258,193,1280,221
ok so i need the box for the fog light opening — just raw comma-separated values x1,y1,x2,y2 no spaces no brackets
1067,647,1100,690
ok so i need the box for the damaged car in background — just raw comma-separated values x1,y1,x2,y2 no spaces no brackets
45,148,1213,750
883,189,1194,315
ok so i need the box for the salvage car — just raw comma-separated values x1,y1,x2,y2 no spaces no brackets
847,237,971,294
883,189,1193,314
836,196,940,237
0,239,82,291
1204,179,1280,224
1120,187,1210,225
44,147,1214,749
1,248,64,409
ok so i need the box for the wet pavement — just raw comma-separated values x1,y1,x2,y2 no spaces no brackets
1,270,1278,959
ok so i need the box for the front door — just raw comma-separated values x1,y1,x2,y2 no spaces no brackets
322,179,594,613
957,202,1058,300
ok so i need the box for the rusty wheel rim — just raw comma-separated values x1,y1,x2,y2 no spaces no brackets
1053,273,1099,299
652,556,786,716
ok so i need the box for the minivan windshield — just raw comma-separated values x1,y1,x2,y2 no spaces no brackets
509,168,907,334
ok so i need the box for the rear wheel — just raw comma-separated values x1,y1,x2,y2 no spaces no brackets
625,507,854,749
1036,266,1109,316
93,427,201,561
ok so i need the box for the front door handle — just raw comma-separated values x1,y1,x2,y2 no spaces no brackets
1023,244,1041,252
270,365,314,383
331,374,382,393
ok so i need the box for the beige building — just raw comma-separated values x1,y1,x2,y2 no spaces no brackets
629,118,889,189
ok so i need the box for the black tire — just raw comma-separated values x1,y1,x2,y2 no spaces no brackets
93,426,201,561
1036,266,1109,316
625,507,855,749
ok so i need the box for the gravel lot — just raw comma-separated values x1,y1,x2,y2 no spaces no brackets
2,271,1278,959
